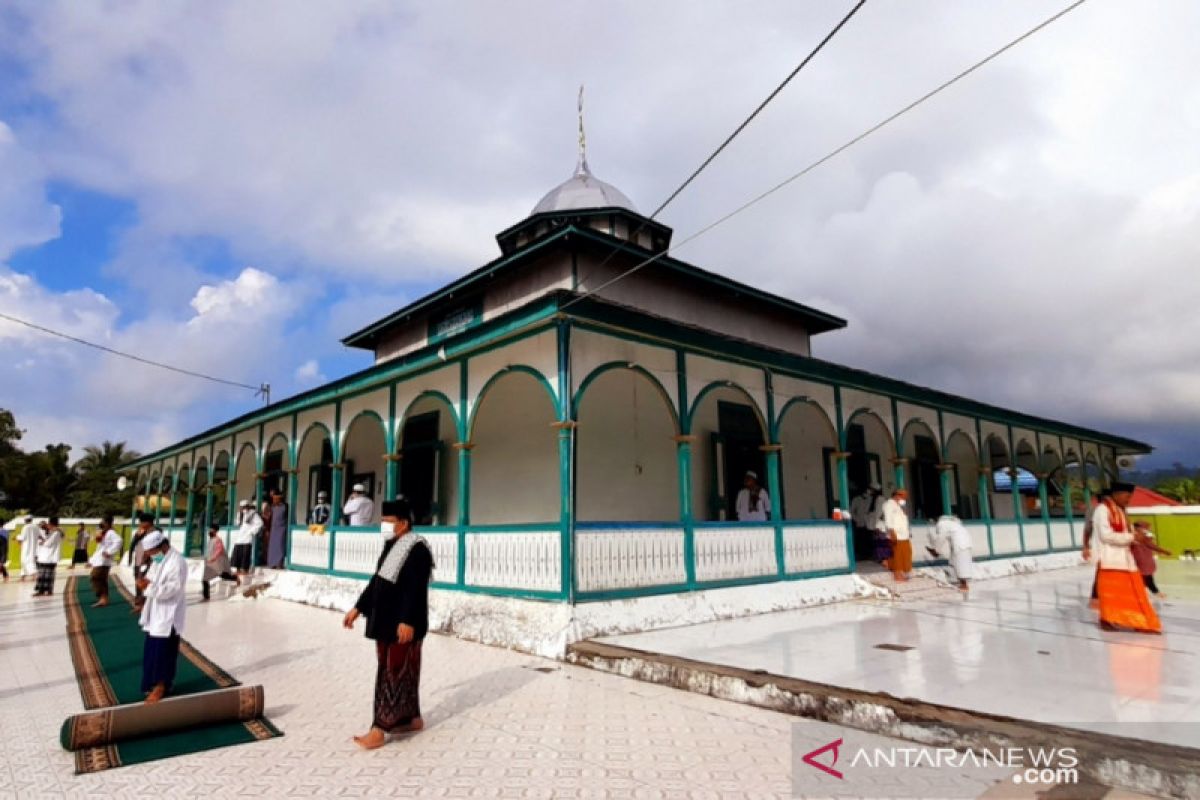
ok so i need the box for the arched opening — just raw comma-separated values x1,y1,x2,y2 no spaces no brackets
1064,451,1088,517
470,370,559,524
142,470,161,516
943,431,981,519
398,394,460,526
1042,447,1067,518
1016,440,1041,519
846,410,896,499
190,457,210,552
212,451,231,528
234,442,258,508
295,425,333,524
900,420,943,521
341,413,387,525
576,368,679,522
263,433,291,497
777,400,837,519
1084,455,1105,496
985,435,1015,520
161,468,177,525
689,384,767,521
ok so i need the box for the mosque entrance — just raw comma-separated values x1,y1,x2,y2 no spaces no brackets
400,410,443,526
909,434,944,520
711,401,765,520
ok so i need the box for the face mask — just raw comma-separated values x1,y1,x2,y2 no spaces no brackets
899,500,908,508
381,521,396,540
152,553,166,564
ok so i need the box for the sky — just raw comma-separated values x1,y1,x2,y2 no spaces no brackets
0,1,1197,469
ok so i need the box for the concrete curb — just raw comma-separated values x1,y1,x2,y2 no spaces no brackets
566,640,1199,799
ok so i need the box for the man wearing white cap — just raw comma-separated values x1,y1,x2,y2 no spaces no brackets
343,484,375,526
231,499,262,579
735,470,771,522
308,490,332,526
17,515,39,581
135,529,188,704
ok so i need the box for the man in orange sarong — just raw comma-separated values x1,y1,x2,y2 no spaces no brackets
1093,481,1161,634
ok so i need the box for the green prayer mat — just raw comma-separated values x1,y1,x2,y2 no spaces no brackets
62,575,282,773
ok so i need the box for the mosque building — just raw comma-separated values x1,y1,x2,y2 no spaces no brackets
125,150,1149,606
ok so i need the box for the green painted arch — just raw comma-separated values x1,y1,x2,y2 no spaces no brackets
898,417,939,459
982,433,1011,466
467,365,559,440
942,428,980,463
174,463,192,490
193,457,210,488
842,407,896,455
211,450,232,485
231,441,257,475
572,362,681,434
264,432,292,468
685,380,767,436
341,408,391,457
397,390,463,446
775,397,837,445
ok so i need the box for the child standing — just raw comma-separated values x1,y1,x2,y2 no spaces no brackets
1132,522,1171,598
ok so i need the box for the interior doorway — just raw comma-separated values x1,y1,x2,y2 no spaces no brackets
710,401,765,520
400,410,443,526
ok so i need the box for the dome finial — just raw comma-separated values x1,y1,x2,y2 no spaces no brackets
576,84,590,176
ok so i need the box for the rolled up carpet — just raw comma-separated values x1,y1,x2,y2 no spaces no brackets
61,685,266,751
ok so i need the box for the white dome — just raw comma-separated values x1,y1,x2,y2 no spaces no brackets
531,158,637,215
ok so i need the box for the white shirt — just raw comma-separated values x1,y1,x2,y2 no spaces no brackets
233,511,262,546
343,495,375,526
735,488,771,522
1093,504,1137,572
139,547,189,637
18,523,40,568
882,499,911,541
932,516,971,553
90,528,123,568
35,527,64,563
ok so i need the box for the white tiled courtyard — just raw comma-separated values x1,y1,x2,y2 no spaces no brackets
0,566,1175,799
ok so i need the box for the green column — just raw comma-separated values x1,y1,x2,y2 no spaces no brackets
978,469,994,557
892,459,907,491
329,465,343,572
677,437,696,586
833,386,853,572
765,447,784,576
938,467,953,517
183,488,196,556
1038,473,1051,552
556,425,574,599
455,445,470,586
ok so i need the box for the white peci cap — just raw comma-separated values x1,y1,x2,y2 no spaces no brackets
352,483,366,493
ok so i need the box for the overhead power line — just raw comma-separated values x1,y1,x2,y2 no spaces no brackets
572,0,868,297
563,0,1090,311
0,310,270,400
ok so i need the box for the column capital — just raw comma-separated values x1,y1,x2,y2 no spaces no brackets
889,457,910,466
830,451,852,461
549,420,578,431
759,444,783,453
673,434,699,445
382,453,403,462
330,463,347,471
452,441,475,452
934,463,956,472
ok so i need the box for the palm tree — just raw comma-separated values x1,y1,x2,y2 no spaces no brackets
67,441,142,517
1156,477,1200,505
75,441,141,474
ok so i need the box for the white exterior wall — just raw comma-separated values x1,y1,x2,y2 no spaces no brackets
840,389,895,445
771,375,836,436
466,330,558,423
897,402,940,451
570,328,679,413
481,254,571,322
777,402,836,520
339,388,390,444
685,354,768,423
394,365,461,442
576,369,679,522
470,371,559,524
374,318,429,364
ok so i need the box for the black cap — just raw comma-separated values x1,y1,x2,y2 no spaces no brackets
380,498,413,521
137,512,156,524
1111,481,1136,494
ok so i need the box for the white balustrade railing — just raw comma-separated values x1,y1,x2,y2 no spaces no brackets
694,526,776,582
990,522,1022,555
1048,520,1075,550
465,531,561,592
1023,521,1050,552
782,523,850,574
333,531,383,575
421,532,459,585
289,526,329,569
575,527,686,592
965,523,991,556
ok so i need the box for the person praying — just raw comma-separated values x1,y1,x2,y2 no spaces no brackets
266,489,289,569
883,489,912,582
70,523,91,571
308,490,332,526
17,515,39,582
33,518,64,597
343,483,376,526
202,523,239,600
343,497,434,749
231,499,262,580
88,515,124,607
136,530,189,703
927,513,973,594
1093,481,1161,634
735,471,771,522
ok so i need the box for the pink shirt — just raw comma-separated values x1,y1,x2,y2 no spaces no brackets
1131,541,1157,576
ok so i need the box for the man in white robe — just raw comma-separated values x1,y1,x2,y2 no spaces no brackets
231,500,262,579
17,515,39,581
88,514,124,607
343,484,376,526
136,530,189,703
927,514,974,594
735,471,771,522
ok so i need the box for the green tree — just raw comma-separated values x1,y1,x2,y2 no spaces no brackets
1156,476,1200,504
67,441,141,517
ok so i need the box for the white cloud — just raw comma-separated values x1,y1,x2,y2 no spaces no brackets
293,359,324,386
0,1,1198,464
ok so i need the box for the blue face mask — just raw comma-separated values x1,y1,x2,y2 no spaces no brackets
152,553,166,564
